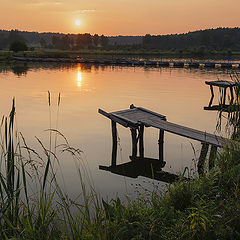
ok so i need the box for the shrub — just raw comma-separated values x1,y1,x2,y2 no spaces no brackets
9,40,28,52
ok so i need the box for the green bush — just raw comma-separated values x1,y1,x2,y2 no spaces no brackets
9,40,28,52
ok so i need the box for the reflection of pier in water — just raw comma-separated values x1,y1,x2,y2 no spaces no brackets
99,105,228,178
99,157,180,183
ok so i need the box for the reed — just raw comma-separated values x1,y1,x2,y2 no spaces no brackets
0,93,240,239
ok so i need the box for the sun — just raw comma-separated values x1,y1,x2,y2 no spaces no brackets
75,19,81,26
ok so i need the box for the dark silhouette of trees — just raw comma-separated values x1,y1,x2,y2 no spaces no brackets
93,34,99,47
100,35,109,48
40,38,47,48
9,40,28,52
141,28,240,53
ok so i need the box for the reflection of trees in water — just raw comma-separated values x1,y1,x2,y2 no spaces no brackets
216,73,240,139
1,63,114,75
11,64,29,76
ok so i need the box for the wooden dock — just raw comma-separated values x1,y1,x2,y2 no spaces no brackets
13,57,240,69
99,105,229,177
205,80,238,108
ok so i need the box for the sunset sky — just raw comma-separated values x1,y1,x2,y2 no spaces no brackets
1,0,240,36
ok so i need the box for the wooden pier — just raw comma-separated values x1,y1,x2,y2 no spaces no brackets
13,57,240,69
205,80,238,109
99,105,229,177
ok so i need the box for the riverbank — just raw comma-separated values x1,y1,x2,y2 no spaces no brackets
1,100,240,239
1,49,240,63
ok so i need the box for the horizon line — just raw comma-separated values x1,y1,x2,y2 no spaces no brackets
1,26,240,37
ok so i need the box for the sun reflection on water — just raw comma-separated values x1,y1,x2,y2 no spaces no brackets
77,66,82,87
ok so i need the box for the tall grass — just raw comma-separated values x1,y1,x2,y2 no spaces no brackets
1,85,240,239
0,97,103,239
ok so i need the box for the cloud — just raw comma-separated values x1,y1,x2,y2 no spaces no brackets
72,9,96,14
24,1,96,15
25,1,62,7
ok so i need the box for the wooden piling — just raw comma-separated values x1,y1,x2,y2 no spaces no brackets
159,129,164,162
131,128,138,158
111,120,117,166
197,142,209,177
139,125,144,158
209,145,217,170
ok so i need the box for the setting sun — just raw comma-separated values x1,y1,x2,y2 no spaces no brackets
75,19,81,26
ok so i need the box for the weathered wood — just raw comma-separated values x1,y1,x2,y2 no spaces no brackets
209,145,217,170
205,80,236,87
98,109,129,127
197,143,209,177
111,112,139,126
131,128,138,158
139,125,144,158
100,106,228,147
132,106,166,120
111,120,117,166
159,129,164,162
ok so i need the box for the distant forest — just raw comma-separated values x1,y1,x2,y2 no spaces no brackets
1,28,240,54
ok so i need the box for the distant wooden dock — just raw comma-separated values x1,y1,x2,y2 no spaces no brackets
99,105,229,177
205,80,239,109
13,57,240,69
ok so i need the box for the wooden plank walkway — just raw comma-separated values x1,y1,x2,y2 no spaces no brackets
205,80,237,87
13,57,240,69
99,105,234,177
100,106,226,147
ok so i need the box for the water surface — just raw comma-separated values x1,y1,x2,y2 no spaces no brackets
0,62,237,199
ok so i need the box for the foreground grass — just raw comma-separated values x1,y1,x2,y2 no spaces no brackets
0,100,240,239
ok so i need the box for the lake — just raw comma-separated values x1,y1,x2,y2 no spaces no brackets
0,62,237,199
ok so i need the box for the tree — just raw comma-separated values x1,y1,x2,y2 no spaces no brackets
8,30,26,44
40,37,47,48
93,34,99,47
10,40,28,52
100,35,108,48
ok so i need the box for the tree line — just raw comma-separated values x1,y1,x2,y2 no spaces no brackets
0,30,109,51
1,28,240,54
47,33,108,50
141,27,240,54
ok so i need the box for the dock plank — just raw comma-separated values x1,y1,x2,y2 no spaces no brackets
205,80,237,87
100,106,228,147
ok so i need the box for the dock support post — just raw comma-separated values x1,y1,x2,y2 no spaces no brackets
131,128,138,158
111,120,117,166
139,125,144,158
198,142,209,177
208,85,214,107
158,129,164,162
222,87,227,105
209,145,217,170
230,87,234,104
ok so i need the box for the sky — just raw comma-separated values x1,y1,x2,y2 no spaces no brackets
1,0,240,36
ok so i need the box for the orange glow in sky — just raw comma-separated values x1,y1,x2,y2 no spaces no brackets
1,0,240,35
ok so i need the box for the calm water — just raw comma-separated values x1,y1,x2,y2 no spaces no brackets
0,62,237,199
